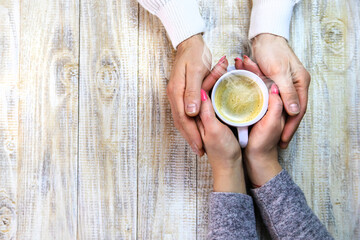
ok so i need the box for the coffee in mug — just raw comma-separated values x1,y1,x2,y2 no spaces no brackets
214,75,264,124
211,68,268,148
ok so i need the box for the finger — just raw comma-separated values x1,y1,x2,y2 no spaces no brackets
279,66,310,148
195,116,205,137
169,97,204,156
169,81,205,156
184,63,208,116
243,55,263,77
272,71,301,116
243,55,273,88
234,57,245,70
263,84,284,127
199,89,221,135
202,56,228,92
279,86,308,148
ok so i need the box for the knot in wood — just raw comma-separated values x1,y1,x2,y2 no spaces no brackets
51,52,78,96
321,18,346,54
96,59,119,99
4,138,15,153
0,191,16,239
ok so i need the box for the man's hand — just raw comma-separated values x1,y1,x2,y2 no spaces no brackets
252,33,311,148
167,34,225,156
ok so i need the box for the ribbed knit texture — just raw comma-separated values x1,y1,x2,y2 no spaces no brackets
207,170,333,239
249,0,301,40
207,192,257,240
138,0,205,48
251,170,334,240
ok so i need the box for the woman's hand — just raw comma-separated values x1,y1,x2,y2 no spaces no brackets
196,89,246,194
235,57,284,187
166,34,213,156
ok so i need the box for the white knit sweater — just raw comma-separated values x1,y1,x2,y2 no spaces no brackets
138,0,301,48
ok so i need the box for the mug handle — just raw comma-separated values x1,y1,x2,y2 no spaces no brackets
237,127,248,148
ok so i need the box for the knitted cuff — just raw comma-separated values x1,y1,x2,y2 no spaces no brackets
157,0,205,49
248,0,296,40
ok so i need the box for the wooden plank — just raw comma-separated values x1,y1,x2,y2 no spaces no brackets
17,0,79,238
77,0,138,238
196,0,252,238
137,8,197,239
0,1,18,239
283,0,360,239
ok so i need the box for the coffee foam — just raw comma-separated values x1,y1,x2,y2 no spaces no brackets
215,75,263,123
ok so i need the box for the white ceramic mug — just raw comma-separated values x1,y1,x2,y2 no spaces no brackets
211,67,269,148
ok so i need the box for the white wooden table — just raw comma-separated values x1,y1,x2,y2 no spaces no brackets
0,0,359,239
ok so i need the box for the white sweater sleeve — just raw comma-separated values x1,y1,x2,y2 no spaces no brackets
248,0,301,40
138,0,205,49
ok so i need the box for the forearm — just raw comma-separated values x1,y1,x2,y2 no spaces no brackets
251,170,334,239
137,0,205,48
245,149,282,187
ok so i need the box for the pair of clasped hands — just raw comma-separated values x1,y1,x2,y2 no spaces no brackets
167,33,310,191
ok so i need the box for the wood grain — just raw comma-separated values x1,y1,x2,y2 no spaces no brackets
137,7,197,239
283,0,360,239
78,0,138,238
0,1,18,239
17,0,79,239
0,0,358,239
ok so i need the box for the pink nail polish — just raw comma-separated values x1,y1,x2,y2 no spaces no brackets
271,84,279,94
243,55,249,60
234,57,242,62
201,89,207,101
218,55,226,64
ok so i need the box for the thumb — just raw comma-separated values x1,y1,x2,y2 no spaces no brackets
202,56,228,92
199,89,218,134
273,73,300,116
264,84,284,124
184,66,208,117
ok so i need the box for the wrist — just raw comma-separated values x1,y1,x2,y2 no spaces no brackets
252,33,287,45
245,149,282,187
177,33,203,51
212,161,246,194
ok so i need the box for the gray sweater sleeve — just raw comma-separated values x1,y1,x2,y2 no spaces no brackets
207,192,257,240
251,170,334,240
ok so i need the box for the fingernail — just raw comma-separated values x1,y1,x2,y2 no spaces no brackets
187,104,197,114
243,55,249,61
234,57,242,62
218,55,226,64
201,89,207,101
271,84,279,94
279,141,289,149
191,143,201,156
289,103,300,114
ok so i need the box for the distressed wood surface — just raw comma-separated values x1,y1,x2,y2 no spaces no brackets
17,0,79,239
0,0,359,239
284,1,360,239
78,0,138,239
0,1,18,239
137,9,197,239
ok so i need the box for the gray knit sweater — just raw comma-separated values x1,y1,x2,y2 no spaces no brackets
207,170,334,240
